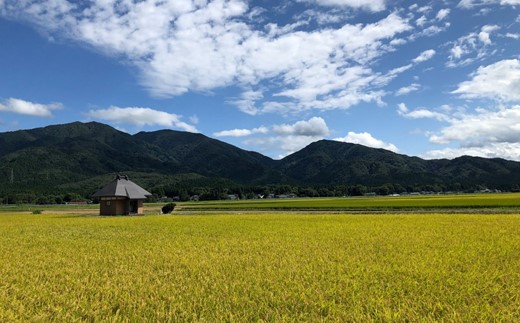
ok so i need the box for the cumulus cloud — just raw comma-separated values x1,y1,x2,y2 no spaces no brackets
244,135,322,159
419,103,520,160
304,0,386,11
214,127,268,137
406,6,451,42
295,9,345,25
245,12,411,113
436,8,450,20
86,106,198,132
478,24,499,44
424,143,520,161
229,117,331,158
334,131,399,152
447,25,500,67
458,0,520,8
227,90,264,116
412,49,436,63
395,54,520,160
272,117,330,136
0,98,62,117
429,105,520,144
0,1,413,115
416,15,427,27
452,59,520,101
396,83,420,96
397,102,452,122
189,115,199,125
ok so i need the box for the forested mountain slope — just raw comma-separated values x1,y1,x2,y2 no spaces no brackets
1,122,520,197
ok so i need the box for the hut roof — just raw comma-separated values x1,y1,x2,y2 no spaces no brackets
92,175,152,199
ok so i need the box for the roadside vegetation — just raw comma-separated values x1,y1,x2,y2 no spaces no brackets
0,198,519,321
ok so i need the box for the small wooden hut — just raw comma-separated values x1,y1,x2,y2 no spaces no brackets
92,175,151,215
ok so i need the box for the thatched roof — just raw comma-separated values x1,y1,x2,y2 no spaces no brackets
92,175,151,199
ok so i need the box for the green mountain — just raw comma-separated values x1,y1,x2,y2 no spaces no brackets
277,140,520,189
278,140,430,185
1,121,520,198
0,122,276,195
0,122,168,186
134,129,277,182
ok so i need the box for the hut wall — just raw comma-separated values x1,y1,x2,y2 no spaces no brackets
137,200,144,214
100,197,128,215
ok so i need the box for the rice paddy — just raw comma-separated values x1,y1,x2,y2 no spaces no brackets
178,192,520,211
1,198,519,321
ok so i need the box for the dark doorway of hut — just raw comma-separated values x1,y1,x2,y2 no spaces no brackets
129,200,138,214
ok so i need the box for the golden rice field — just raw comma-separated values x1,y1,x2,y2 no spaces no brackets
0,211,519,321
177,192,520,211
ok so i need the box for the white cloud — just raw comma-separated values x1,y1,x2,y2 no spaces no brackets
243,12,411,112
436,8,450,20
458,0,520,8
397,102,452,122
227,90,264,116
423,24,449,37
236,117,331,158
214,127,268,137
0,1,412,115
404,109,451,122
86,106,198,132
416,15,427,27
450,45,465,59
189,115,199,125
408,4,448,37
245,135,325,159
416,5,433,13
429,105,520,144
478,24,499,45
272,117,330,136
304,0,386,11
447,25,500,67
412,49,436,63
396,83,420,96
295,9,345,25
0,98,62,117
421,103,520,160
452,59,520,101
424,143,520,161
397,102,409,114
334,131,399,152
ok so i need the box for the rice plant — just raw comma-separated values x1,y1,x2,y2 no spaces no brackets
0,212,518,321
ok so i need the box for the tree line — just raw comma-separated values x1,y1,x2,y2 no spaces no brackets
146,181,515,202
1,181,518,205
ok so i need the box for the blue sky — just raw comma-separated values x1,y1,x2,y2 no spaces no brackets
0,0,519,160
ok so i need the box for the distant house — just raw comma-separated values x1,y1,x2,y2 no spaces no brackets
92,175,151,215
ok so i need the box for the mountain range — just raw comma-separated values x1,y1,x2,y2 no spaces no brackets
1,121,520,197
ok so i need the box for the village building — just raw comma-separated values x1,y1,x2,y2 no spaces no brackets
92,175,151,215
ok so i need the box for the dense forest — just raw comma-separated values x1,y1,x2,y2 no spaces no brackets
1,122,520,204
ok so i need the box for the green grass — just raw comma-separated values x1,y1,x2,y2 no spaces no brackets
178,193,520,211
0,203,99,212
0,212,518,321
